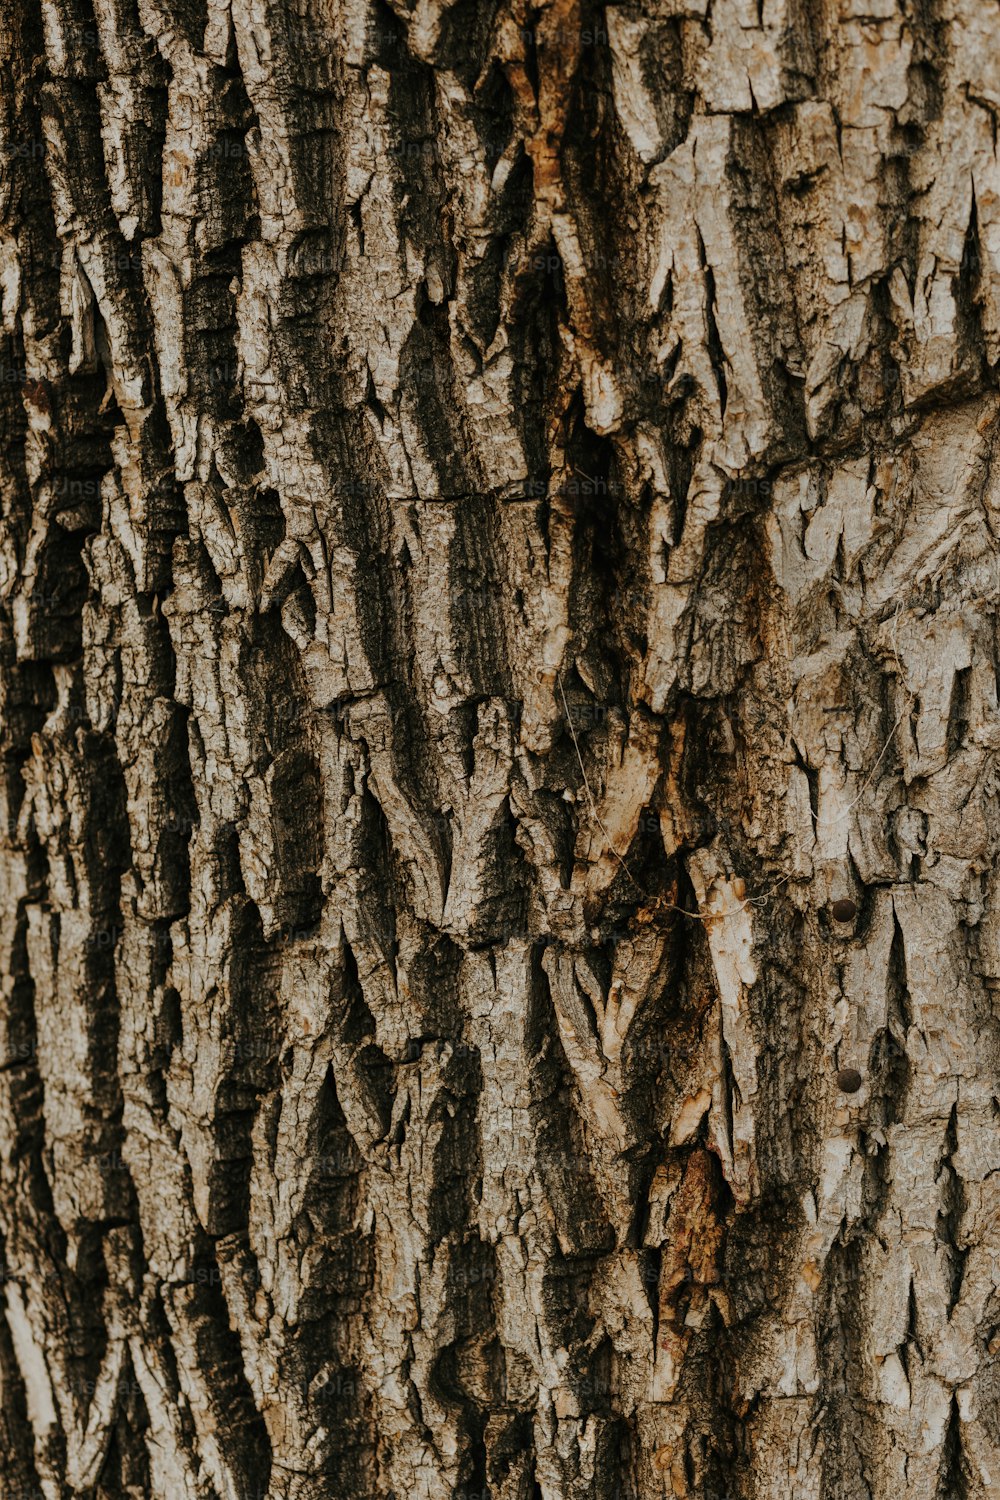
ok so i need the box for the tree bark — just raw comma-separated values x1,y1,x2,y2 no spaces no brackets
2,0,1000,1496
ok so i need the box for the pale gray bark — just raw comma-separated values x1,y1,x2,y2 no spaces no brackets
1,0,1000,1497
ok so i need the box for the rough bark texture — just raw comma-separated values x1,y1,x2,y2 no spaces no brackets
2,0,1000,1496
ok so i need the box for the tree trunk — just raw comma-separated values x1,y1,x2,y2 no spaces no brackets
1,0,999,1496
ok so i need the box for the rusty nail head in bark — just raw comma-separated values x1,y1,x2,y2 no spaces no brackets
836,1067,863,1094
831,898,858,922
